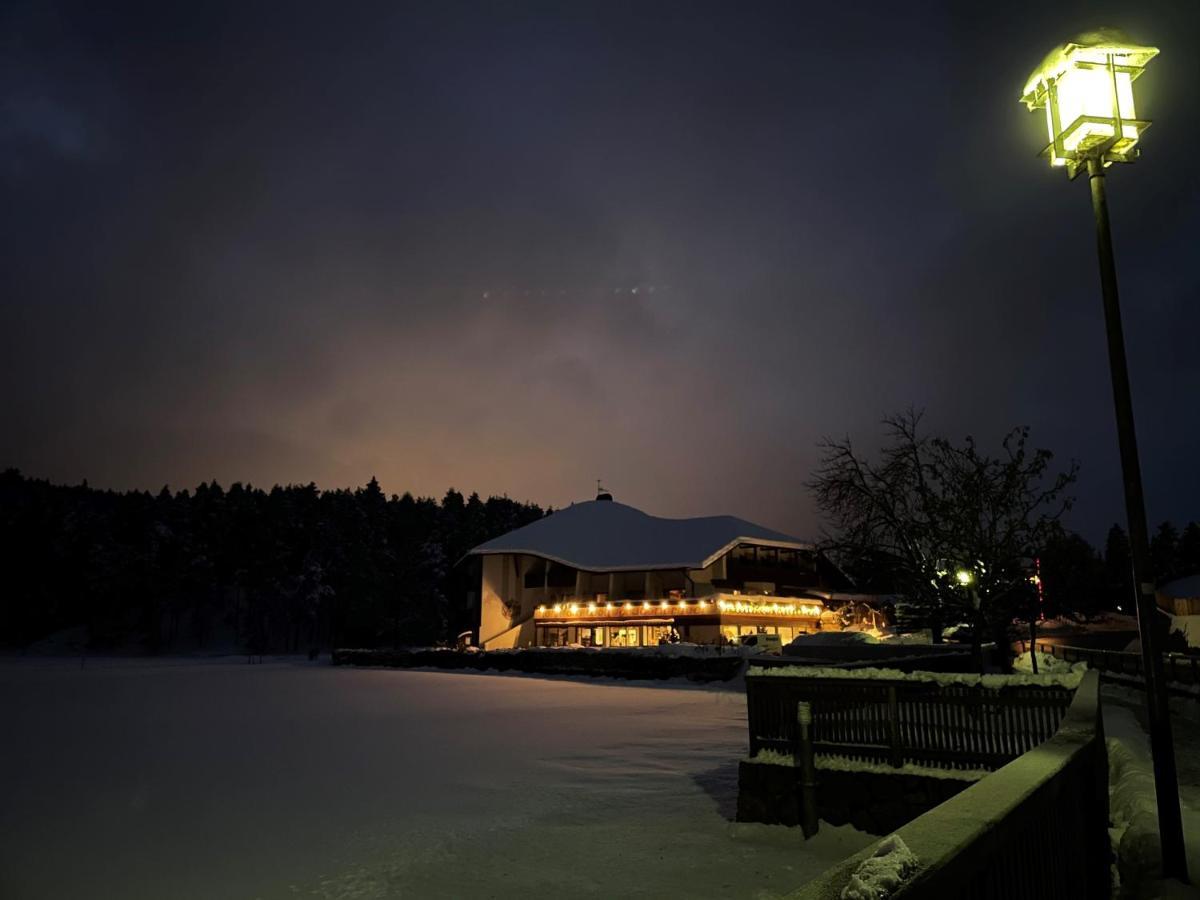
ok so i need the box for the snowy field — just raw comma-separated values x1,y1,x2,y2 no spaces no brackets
0,660,870,899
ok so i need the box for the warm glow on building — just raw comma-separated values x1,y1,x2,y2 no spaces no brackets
469,494,866,650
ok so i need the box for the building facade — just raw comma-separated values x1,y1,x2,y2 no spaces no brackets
469,495,854,650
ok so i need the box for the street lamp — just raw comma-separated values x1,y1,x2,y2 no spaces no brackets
955,569,984,674
1020,27,1187,883
1020,28,1157,178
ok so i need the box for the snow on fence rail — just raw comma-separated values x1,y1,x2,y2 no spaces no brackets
745,666,1078,772
1014,639,1200,694
788,670,1108,900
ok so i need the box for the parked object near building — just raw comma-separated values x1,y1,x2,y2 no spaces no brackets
739,633,783,655
467,493,870,650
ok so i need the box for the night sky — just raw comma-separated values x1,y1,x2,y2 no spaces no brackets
3,1,1198,543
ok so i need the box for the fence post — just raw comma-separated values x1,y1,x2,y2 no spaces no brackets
795,701,819,838
887,685,902,768
746,678,759,756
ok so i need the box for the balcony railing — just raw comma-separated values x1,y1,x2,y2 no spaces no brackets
534,593,824,620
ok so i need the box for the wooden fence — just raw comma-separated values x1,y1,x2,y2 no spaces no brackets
791,670,1107,900
1015,639,1200,694
745,672,1075,772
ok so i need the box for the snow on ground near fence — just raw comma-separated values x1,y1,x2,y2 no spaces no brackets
1011,650,1088,676
1101,690,1200,899
839,834,918,900
748,663,1085,690
744,750,989,782
0,660,872,900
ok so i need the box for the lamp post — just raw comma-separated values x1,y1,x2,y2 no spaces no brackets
955,569,984,673
1020,28,1187,882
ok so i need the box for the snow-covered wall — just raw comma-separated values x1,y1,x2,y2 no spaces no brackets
784,670,1108,900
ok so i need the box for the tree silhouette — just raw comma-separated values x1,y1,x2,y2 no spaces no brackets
808,410,1077,652
0,468,543,654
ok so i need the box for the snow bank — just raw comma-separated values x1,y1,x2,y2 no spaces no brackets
790,632,880,647
1038,613,1137,634
1105,705,1163,892
745,748,797,767
1011,650,1087,676
814,755,989,783
839,834,918,899
880,631,933,645
748,665,1084,690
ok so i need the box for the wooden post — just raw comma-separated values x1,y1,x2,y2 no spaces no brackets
795,701,819,838
888,685,902,768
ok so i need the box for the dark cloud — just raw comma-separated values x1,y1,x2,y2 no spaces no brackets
2,0,1198,542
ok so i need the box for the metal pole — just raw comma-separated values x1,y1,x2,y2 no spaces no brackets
795,701,819,838
1086,156,1188,882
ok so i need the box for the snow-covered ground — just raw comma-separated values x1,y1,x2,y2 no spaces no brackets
1103,687,1200,898
0,659,871,900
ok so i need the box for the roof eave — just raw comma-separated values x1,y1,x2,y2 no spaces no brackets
468,535,817,574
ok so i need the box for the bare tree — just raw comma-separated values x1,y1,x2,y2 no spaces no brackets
808,410,1077,659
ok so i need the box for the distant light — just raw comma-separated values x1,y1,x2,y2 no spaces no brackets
956,569,975,587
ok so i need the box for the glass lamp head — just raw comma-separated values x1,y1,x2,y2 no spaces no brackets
1020,27,1157,177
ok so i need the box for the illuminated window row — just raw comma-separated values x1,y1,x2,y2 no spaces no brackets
534,598,823,618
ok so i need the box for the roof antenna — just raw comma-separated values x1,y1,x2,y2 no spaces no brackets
595,479,613,502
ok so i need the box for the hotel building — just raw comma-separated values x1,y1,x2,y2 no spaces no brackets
469,493,856,650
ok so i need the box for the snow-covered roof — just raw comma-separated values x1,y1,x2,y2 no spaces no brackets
467,500,813,572
1160,574,1200,599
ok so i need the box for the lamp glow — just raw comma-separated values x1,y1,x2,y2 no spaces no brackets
956,569,974,587
1020,28,1157,176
